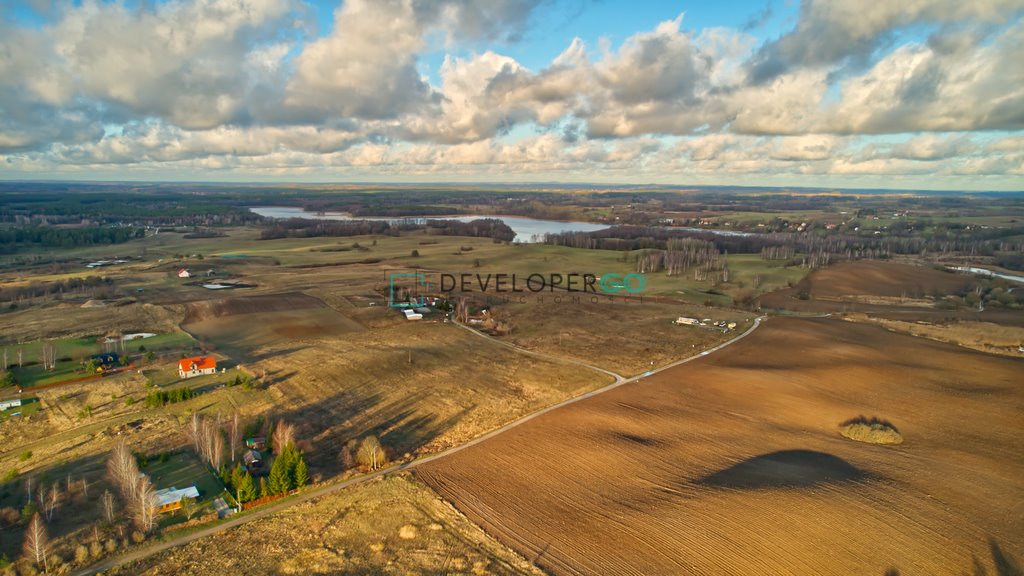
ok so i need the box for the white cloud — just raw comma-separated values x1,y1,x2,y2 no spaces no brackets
0,0,1021,188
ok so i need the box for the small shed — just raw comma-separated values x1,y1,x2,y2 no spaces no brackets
243,449,263,471
245,436,266,450
0,399,22,411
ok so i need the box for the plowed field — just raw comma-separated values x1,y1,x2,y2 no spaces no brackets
417,317,1024,575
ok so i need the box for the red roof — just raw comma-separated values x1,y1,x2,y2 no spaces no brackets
178,356,216,372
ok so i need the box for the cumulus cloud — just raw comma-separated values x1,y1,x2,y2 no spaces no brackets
746,0,1024,82
0,0,1022,188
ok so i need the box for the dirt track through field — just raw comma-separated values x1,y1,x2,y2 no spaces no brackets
417,317,1024,575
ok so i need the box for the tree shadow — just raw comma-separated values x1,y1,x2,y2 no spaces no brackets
696,449,870,489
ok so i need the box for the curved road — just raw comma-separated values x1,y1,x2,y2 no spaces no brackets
74,315,765,575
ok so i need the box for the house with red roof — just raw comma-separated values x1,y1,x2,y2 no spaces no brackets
178,356,217,379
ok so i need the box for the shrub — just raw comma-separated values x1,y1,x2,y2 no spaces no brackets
18,450,31,462
839,416,903,445
74,545,89,564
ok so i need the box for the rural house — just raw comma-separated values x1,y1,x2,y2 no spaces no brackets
177,268,191,278
178,356,217,379
0,399,22,411
154,485,200,514
245,436,266,451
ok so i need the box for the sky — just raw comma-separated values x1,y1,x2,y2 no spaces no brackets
0,0,1022,190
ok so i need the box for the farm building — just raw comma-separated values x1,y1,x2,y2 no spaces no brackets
178,356,217,379
0,398,22,411
675,317,700,326
154,485,200,514
177,268,191,278
243,449,263,472
245,437,266,450
402,309,423,320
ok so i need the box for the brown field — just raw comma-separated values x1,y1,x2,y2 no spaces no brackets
495,300,754,376
758,260,1024,327
0,302,181,343
248,320,608,473
794,260,974,299
182,292,364,358
417,317,1024,575
112,474,543,576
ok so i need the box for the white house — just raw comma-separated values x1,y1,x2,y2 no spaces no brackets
0,399,22,411
402,309,423,320
178,356,217,378
177,268,191,278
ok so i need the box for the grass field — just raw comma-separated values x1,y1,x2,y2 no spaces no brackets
142,451,224,504
418,317,1024,575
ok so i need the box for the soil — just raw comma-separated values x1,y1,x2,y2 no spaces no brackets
418,317,1024,576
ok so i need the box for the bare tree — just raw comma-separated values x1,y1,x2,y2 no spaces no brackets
18,347,23,368
102,490,116,523
356,436,386,471
107,440,140,502
45,482,60,521
133,475,157,532
41,342,57,371
81,477,89,499
229,412,240,463
189,412,201,454
180,496,198,521
23,512,49,573
272,419,295,452
211,432,224,471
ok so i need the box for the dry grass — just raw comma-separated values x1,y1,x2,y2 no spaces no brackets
249,320,608,473
846,315,1024,357
495,299,754,376
111,474,545,576
839,416,904,445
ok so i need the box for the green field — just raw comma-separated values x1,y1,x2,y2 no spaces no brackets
142,451,224,499
5,332,197,388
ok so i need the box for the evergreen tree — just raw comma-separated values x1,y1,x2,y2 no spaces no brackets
219,464,231,488
236,471,257,503
268,453,290,495
294,456,308,489
230,463,246,492
259,477,268,499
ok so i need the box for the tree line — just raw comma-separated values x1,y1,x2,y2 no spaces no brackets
0,226,144,251
259,217,516,242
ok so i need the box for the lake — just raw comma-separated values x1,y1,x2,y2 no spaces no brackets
249,206,610,243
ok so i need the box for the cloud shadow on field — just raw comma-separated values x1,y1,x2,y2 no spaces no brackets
696,449,870,489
